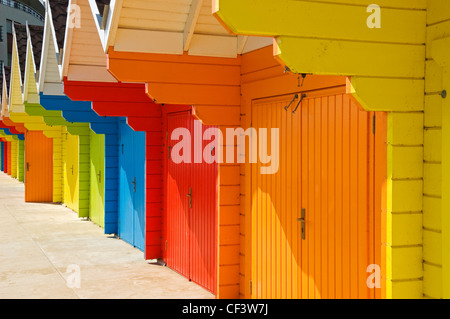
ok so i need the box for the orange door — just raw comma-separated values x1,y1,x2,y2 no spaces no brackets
25,131,54,202
251,88,387,299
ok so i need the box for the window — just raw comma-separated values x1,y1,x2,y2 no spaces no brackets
6,20,13,34
0,26,3,42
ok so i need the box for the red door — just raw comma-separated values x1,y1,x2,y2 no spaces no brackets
4,142,8,175
164,111,218,294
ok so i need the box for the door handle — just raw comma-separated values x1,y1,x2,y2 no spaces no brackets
186,187,192,209
168,146,172,159
26,162,29,171
131,177,136,193
98,170,102,183
71,165,74,176
297,208,306,240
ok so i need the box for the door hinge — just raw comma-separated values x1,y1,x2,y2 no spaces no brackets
249,280,252,295
372,115,376,135
166,131,168,140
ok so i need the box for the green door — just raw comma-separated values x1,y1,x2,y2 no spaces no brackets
17,140,25,182
89,130,105,228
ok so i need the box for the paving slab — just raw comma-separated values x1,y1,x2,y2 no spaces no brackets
0,172,214,299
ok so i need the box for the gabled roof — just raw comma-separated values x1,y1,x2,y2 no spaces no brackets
4,67,11,92
91,0,273,57
14,23,28,82
38,0,68,94
48,0,68,51
28,25,45,72
1,66,11,117
61,0,116,82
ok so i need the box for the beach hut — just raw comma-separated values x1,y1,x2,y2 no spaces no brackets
87,0,395,299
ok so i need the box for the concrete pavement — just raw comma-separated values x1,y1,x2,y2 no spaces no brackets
0,172,214,299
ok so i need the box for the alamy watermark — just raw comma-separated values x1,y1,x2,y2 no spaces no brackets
68,4,81,29
367,4,381,29
367,264,381,289
65,264,81,289
170,120,279,175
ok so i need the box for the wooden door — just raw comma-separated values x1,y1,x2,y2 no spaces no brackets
6,141,11,175
165,111,218,294
25,131,53,202
90,131,105,227
64,132,80,212
251,88,387,299
118,120,146,251
0,142,5,172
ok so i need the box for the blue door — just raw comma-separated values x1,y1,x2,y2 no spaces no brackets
118,120,146,252
0,142,5,172
1,142,4,172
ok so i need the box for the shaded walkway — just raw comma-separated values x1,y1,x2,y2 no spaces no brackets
0,172,214,299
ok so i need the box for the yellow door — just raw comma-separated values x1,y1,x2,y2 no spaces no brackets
10,140,18,179
63,132,80,212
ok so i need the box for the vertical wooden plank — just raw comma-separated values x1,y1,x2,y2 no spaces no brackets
335,94,344,299
328,95,336,299
321,96,329,298
308,97,315,299
292,97,300,299
314,97,322,299
368,111,376,299
250,101,257,299
262,103,268,299
255,107,262,298
280,100,287,299
349,97,359,298
257,103,266,298
375,112,388,299
271,102,277,299
301,96,309,299
357,103,369,299
286,101,293,299
342,94,351,299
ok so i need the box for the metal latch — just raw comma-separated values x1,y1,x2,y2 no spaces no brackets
297,208,306,240
186,187,192,208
